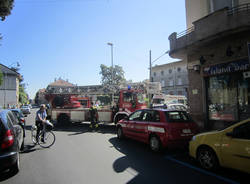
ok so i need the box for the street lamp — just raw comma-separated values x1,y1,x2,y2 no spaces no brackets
149,50,169,82
107,42,114,106
107,42,114,84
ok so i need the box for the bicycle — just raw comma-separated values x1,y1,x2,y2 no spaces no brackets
31,120,56,148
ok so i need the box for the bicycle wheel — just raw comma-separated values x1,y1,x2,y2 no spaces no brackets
38,131,56,148
31,128,37,145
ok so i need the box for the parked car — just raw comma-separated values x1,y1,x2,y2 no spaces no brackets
167,103,188,111
20,105,31,115
116,108,199,151
0,109,25,174
9,109,26,137
189,118,250,174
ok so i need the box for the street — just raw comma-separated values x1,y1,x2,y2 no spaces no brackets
0,109,248,184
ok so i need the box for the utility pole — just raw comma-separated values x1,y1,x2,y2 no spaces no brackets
149,50,152,107
107,42,114,106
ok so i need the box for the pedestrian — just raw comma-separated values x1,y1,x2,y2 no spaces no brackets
89,102,99,130
35,104,47,142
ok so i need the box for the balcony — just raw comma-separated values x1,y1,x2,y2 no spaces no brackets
169,3,250,59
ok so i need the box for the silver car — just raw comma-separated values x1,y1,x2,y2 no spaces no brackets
20,105,31,115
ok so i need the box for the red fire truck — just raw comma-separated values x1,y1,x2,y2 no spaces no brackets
45,85,148,125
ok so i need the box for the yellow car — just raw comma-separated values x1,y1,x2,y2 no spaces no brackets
189,118,250,174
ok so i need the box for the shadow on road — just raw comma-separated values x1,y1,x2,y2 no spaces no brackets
109,137,233,184
52,122,116,136
0,169,17,182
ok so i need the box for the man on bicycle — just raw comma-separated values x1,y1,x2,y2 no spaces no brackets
35,104,47,142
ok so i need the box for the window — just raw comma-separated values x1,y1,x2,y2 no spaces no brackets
142,110,160,122
177,76,182,85
161,70,164,76
169,80,174,86
233,122,250,140
177,67,181,72
8,112,18,125
177,91,183,95
165,111,192,122
207,75,238,121
154,72,156,77
210,0,235,12
161,80,165,87
129,110,142,121
169,69,172,74
123,92,135,103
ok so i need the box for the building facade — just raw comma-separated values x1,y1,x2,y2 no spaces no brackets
0,64,21,108
151,60,189,97
169,0,250,130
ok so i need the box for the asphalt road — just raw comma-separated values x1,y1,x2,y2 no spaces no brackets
0,109,248,184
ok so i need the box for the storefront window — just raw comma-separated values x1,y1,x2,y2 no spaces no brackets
207,75,238,121
207,73,250,122
238,75,250,120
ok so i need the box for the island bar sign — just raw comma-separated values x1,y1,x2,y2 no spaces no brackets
203,58,250,76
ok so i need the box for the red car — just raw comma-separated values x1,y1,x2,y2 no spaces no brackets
116,108,199,151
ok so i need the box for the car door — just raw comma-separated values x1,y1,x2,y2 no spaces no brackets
133,110,149,142
220,121,250,173
126,110,143,138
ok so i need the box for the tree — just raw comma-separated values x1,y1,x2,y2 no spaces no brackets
99,64,126,85
9,66,29,105
0,0,14,21
19,83,29,105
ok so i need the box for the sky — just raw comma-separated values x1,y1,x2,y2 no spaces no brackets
0,0,186,99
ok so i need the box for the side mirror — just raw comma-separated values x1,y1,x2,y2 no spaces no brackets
226,132,234,137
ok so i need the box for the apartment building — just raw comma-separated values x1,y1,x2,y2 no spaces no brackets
151,60,188,97
0,64,21,108
169,0,250,130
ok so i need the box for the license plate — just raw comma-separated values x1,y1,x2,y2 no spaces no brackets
182,129,191,133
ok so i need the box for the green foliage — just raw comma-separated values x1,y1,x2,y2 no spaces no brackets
0,0,14,21
19,84,29,105
99,64,125,85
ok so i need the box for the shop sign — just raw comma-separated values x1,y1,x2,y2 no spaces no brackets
203,59,250,76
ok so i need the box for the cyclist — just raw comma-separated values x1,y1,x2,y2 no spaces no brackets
35,104,47,142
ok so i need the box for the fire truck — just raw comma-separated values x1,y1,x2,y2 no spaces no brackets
45,84,148,125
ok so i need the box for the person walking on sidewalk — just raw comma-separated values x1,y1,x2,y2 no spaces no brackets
89,102,99,130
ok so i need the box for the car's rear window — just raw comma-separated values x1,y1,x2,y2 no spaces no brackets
165,111,192,122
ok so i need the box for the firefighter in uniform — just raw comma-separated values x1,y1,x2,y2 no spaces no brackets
89,102,99,130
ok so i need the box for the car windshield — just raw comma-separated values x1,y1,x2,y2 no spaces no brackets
165,111,192,122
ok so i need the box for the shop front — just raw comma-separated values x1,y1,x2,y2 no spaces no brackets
204,58,250,129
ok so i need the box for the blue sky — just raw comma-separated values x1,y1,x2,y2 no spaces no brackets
0,0,186,99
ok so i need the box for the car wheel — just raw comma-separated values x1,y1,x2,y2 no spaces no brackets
149,136,161,152
117,126,124,139
57,114,70,126
10,152,20,174
197,147,219,170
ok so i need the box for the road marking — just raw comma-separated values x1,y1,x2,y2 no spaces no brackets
164,155,239,184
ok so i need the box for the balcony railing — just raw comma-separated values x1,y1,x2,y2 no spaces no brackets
169,3,250,57
176,26,194,39
175,3,250,39
227,3,250,15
